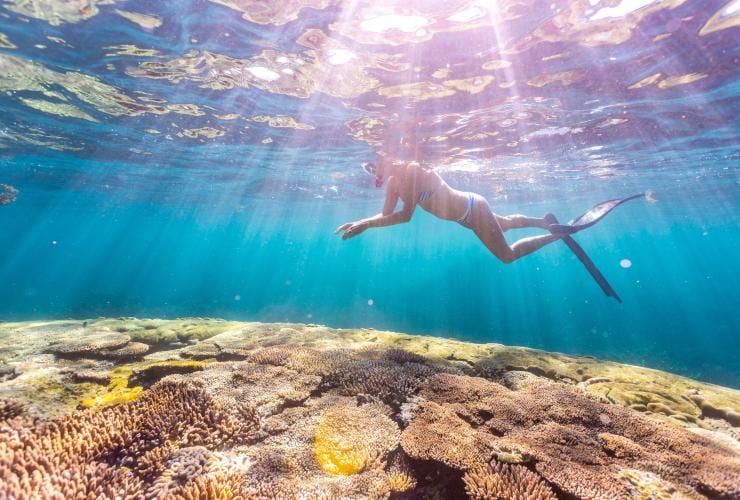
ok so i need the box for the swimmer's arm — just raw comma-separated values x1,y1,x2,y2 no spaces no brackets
382,176,400,216
363,203,416,228
364,176,416,227
334,175,413,239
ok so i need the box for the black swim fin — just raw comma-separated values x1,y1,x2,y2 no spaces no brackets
550,214,622,302
549,193,647,235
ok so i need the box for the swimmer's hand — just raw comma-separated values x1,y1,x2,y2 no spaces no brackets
334,220,369,240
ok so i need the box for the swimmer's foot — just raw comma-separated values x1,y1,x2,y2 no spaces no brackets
548,223,578,235
543,213,558,227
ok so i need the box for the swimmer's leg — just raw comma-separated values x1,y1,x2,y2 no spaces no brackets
496,213,555,232
473,203,560,264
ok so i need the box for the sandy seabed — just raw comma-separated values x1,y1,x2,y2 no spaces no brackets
0,318,738,499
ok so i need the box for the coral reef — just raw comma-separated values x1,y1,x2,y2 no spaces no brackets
0,318,738,499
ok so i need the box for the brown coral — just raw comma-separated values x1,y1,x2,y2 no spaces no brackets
463,461,557,500
0,398,26,420
168,471,248,500
38,462,145,499
2,319,739,499
135,442,176,479
0,380,261,498
401,373,740,499
330,359,435,406
400,399,502,469
146,446,217,497
249,346,350,377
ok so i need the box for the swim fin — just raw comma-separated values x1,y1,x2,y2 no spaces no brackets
550,214,622,302
548,193,647,235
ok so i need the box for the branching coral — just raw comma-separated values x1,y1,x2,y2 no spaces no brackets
463,461,557,500
352,346,429,365
384,452,417,493
135,442,176,479
39,462,145,499
401,399,505,469
330,359,435,406
164,471,249,500
0,380,261,498
98,341,150,360
147,446,217,497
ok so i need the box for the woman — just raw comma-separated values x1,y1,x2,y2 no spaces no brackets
334,159,563,264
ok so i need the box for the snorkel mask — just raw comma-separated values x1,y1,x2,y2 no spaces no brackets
362,162,384,188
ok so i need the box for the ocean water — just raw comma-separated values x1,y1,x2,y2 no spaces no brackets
0,0,738,388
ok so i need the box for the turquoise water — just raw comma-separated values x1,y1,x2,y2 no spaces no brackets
0,1,738,387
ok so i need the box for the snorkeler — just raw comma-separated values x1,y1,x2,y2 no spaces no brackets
335,158,650,300
0,184,18,206
334,158,563,264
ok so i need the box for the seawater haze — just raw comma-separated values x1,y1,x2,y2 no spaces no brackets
0,0,738,387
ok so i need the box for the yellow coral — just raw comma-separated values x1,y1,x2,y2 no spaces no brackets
314,419,368,475
80,360,207,409
313,403,400,476
80,366,141,408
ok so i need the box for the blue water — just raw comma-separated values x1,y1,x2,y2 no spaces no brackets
0,0,738,387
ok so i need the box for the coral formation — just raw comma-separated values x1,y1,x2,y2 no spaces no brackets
331,359,435,406
403,373,740,498
0,318,738,498
463,461,557,500
0,380,260,498
313,401,400,475
0,398,25,421
46,331,131,357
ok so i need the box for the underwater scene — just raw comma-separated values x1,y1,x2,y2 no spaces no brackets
0,0,739,498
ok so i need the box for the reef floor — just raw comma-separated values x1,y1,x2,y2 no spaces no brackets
0,318,738,499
